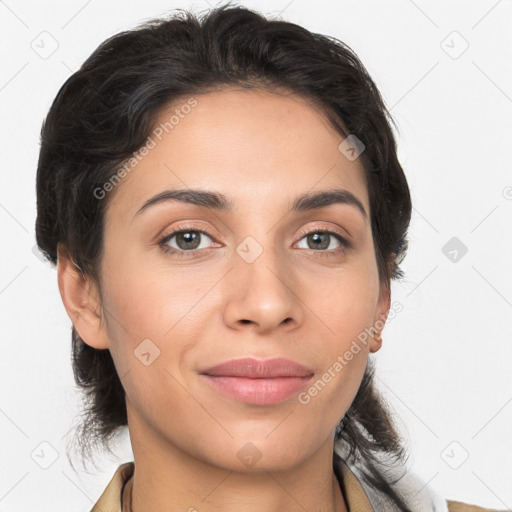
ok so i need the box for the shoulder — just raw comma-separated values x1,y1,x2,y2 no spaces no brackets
447,499,511,512
90,462,134,512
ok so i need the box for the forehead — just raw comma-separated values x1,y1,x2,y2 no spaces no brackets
105,87,369,222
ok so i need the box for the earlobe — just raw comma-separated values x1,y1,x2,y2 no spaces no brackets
369,280,391,353
56,244,109,350
369,332,383,353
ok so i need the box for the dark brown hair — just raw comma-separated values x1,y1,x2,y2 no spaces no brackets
35,2,412,507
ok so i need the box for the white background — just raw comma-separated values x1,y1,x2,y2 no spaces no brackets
1,0,511,510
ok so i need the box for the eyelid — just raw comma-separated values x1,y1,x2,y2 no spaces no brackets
158,223,217,246
293,224,352,252
295,224,350,241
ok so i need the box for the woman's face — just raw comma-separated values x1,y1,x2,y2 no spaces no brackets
70,87,390,471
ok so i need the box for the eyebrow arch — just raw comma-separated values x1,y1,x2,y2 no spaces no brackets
134,187,368,221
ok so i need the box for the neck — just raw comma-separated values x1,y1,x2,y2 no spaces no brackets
124,411,347,512
124,468,347,512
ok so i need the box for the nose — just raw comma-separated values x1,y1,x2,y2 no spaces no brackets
222,242,304,335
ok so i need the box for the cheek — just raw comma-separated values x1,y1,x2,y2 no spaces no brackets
101,245,204,339
98,271,196,428
307,260,381,342
283,266,379,417
97,252,214,404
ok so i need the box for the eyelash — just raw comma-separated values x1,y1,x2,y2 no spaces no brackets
157,224,351,259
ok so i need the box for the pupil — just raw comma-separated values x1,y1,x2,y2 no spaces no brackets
310,233,328,250
179,231,199,249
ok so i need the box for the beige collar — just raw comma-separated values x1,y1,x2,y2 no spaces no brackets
90,460,373,512
89,460,495,512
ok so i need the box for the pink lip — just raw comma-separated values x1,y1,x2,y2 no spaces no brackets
200,358,314,405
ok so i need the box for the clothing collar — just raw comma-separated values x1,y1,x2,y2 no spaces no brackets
333,438,448,511
90,437,455,512
89,458,375,512
88,443,497,512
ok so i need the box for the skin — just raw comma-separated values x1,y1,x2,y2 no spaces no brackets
57,87,390,512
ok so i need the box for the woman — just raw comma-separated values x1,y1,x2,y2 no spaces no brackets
35,3,507,511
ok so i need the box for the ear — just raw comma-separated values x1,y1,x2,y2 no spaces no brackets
369,278,391,354
56,244,109,349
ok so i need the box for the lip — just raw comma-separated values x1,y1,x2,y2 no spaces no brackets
201,357,314,378
199,358,314,405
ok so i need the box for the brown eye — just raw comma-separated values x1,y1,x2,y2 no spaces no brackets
173,231,203,250
304,232,331,250
158,226,216,257
294,227,351,258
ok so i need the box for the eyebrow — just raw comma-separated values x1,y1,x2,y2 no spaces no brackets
134,188,368,221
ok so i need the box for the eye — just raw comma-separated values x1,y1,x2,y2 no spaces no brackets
294,227,350,257
158,225,216,258
157,224,351,259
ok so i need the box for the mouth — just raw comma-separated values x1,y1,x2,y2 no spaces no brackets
199,357,314,405
200,375,314,405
